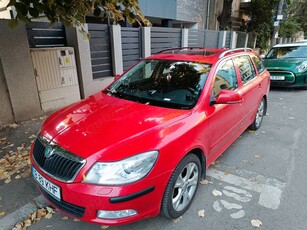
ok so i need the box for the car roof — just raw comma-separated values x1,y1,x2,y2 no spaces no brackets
273,42,307,48
146,47,256,64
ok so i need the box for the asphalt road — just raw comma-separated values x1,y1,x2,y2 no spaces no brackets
28,88,307,230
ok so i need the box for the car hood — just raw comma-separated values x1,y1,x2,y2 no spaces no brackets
264,58,304,71
40,92,191,159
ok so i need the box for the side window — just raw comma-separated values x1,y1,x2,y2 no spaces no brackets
234,56,257,84
252,55,265,74
212,59,238,98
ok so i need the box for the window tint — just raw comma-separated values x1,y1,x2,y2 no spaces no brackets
252,55,265,74
266,46,307,59
212,59,238,98
107,60,212,109
234,55,256,84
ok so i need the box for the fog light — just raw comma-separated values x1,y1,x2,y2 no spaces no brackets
97,209,137,219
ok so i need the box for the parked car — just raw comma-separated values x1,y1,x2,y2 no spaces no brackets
31,47,270,226
262,42,307,88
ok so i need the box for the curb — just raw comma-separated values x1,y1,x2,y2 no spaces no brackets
0,195,48,230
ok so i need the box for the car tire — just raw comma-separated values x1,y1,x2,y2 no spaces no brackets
249,97,266,130
161,154,201,219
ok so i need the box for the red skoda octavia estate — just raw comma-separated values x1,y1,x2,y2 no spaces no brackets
31,47,270,225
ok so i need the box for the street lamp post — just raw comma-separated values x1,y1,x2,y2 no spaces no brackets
271,0,284,47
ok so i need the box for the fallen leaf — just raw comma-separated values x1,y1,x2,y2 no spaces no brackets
61,216,69,220
0,137,7,141
17,146,24,151
224,171,229,175
23,218,32,227
212,189,222,196
29,134,36,139
200,179,209,185
5,178,11,184
46,207,55,214
101,225,109,229
12,223,23,230
248,130,255,133
10,123,18,128
37,209,47,218
254,155,262,159
251,219,262,228
31,212,37,221
45,213,53,219
198,209,205,218
0,211,5,217
172,216,182,223
15,175,21,179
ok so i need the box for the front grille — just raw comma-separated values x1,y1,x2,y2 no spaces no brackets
268,70,296,85
40,188,85,218
33,137,85,182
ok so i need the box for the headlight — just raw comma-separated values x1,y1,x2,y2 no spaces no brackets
297,61,307,73
84,151,159,185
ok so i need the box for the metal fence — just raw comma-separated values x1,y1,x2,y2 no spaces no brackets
26,22,67,48
121,28,142,71
88,23,113,79
151,27,182,53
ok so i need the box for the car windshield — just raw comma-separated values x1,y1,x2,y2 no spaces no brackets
266,46,307,59
105,60,211,110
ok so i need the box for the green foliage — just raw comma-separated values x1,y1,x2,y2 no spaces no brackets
247,0,279,51
7,0,151,30
285,0,307,34
279,17,301,37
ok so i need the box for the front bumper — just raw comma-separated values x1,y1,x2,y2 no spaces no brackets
31,163,170,226
268,70,307,87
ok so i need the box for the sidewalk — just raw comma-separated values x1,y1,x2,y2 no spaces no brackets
0,117,49,230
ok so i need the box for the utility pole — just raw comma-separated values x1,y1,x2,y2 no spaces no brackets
271,0,284,47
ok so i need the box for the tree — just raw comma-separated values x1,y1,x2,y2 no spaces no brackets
6,0,150,32
245,0,279,51
279,17,301,37
283,0,307,34
218,0,233,30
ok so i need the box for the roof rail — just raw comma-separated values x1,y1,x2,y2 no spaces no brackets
218,48,253,58
157,47,204,54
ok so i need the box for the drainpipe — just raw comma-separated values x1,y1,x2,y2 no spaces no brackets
206,0,211,30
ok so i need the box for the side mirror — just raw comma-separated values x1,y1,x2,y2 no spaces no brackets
211,90,242,105
114,74,121,81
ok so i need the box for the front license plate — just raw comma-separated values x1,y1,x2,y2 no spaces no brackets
270,75,285,80
32,166,61,201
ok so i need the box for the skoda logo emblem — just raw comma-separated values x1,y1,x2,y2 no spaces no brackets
44,146,54,158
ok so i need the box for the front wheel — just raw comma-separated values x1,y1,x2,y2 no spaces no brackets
161,154,201,219
249,97,266,130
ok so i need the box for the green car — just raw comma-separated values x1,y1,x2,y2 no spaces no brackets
262,42,307,88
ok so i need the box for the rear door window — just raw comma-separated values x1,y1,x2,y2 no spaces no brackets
234,55,257,84
252,55,265,74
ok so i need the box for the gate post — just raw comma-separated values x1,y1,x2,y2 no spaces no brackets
141,27,151,58
110,25,124,75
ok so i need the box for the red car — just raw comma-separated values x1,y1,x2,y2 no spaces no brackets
31,47,270,225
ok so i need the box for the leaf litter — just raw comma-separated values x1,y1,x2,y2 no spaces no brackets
0,143,32,183
12,207,55,230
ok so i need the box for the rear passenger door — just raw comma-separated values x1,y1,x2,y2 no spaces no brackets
233,55,263,125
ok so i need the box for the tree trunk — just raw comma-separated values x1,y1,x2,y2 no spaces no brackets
218,0,233,30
